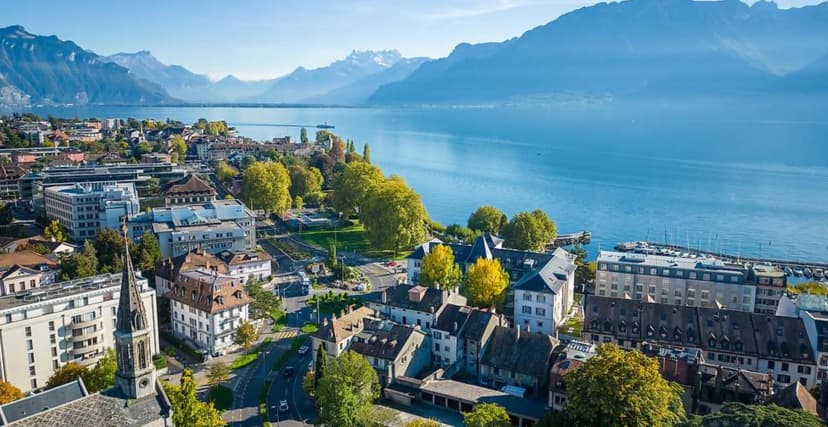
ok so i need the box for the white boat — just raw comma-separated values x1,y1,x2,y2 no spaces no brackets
804,268,813,278
793,268,804,277
784,266,793,276
815,269,825,280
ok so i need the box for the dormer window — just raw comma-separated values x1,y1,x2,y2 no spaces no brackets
632,322,640,334
708,339,716,348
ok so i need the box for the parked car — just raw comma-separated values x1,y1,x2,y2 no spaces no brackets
298,345,309,355
279,400,289,413
282,366,295,377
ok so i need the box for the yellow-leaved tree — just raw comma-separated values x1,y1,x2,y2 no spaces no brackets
419,245,462,290
463,258,509,310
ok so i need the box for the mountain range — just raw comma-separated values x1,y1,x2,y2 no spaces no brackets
3,0,828,106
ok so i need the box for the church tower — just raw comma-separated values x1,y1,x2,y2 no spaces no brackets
114,226,156,399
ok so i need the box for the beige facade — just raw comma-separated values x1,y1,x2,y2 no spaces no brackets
0,273,159,393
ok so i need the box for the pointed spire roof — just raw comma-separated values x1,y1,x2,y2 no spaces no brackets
467,235,493,263
116,224,148,333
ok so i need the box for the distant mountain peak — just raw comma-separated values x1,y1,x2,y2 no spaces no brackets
0,25,35,39
344,49,401,67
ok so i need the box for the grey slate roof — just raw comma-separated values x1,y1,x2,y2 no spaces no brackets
377,285,447,314
349,320,421,361
481,326,556,379
584,295,815,364
433,304,471,334
0,380,86,425
409,237,575,295
5,387,171,427
460,309,497,342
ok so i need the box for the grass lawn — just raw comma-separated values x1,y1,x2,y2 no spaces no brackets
561,316,584,337
307,292,362,315
300,323,319,334
208,385,233,411
230,353,258,370
299,221,411,260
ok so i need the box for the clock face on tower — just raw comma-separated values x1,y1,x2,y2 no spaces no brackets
139,378,150,389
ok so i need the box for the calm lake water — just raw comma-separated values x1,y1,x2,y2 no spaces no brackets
13,98,828,262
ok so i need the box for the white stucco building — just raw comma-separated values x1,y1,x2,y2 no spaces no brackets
44,182,140,241
513,248,577,336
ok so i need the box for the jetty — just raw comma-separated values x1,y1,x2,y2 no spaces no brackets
548,231,592,249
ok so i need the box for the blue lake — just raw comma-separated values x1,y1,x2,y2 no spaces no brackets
15,99,828,262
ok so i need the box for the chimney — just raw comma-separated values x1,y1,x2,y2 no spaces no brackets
435,282,441,290
381,290,387,304
516,324,521,342
453,322,458,333
322,317,329,326
408,286,426,303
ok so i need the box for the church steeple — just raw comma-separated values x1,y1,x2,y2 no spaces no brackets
114,223,156,400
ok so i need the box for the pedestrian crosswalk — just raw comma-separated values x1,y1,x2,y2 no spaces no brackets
273,329,298,340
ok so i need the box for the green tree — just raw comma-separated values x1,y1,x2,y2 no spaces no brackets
134,141,152,157
163,368,226,427
314,344,327,389
571,245,596,288
46,362,88,389
170,135,188,165
245,279,282,319
445,224,477,243
288,164,323,198
463,403,510,427
788,282,828,296
303,370,316,398
565,344,686,427
316,351,380,427
233,321,258,350
206,361,231,387
60,241,99,280
0,380,24,404
419,245,462,290
83,348,117,393
0,202,13,225
467,205,507,235
300,127,309,144
679,402,822,427
138,231,163,273
362,144,371,163
405,420,441,427
501,209,557,251
362,176,428,255
214,160,238,184
94,228,136,273
294,195,304,210
240,161,291,214
331,161,385,218
463,258,510,310
43,219,67,242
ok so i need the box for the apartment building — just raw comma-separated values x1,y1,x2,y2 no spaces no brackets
44,182,140,241
367,284,467,333
127,199,256,258
167,267,250,356
583,295,817,389
0,272,158,393
596,251,757,312
155,248,272,296
162,174,216,207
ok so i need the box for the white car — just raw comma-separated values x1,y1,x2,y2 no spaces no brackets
279,400,289,413
298,345,309,355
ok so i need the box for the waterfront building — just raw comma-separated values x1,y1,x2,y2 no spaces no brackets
0,239,171,426
167,267,250,356
127,199,256,258
596,250,758,312
44,182,140,241
408,235,577,332
0,271,159,394
583,295,817,389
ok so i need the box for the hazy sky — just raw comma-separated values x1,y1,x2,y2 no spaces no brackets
0,0,823,80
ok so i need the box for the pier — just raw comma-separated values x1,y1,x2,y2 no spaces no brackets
548,231,592,248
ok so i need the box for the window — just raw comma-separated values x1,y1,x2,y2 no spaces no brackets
522,306,532,314
51,348,57,357
28,353,34,364
523,293,532,301
48,321,55,331
782,363,789,372
777,374,791,383
535,308,546,316
30,379,37,390
29,366,36,376
25,326,31,337
536,295,546,303
768,361,776,369
50,335,55,344
433,331,442,340
26,339,32,350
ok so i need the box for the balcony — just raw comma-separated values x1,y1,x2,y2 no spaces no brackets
70,341,103,358
70,318,101,329
71,329,100,341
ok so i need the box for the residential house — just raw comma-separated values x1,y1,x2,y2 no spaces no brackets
167,267,250,355
312,306,376,359
367,284,466,333
214,249,272,283
0,250,60,294
430,304,502,378
0,164,26,199
155,248,271,296
480,325,558,399
350,318,431,386
548,340,597,410
513,247,576,336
